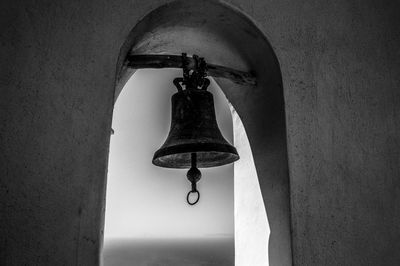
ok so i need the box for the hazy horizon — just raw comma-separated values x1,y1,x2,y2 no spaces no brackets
103,238,234,266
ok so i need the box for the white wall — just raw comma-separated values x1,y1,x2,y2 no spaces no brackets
233,107,270,266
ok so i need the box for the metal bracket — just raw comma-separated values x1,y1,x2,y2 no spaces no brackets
126,53,256,86
179,53,210,91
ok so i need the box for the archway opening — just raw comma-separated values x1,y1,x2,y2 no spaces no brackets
104,68,270,266
108,0,291,265
104,68,236,265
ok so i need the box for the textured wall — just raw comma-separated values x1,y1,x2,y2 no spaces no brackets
0,0,399,265
260,1,400,265
0,1,120,264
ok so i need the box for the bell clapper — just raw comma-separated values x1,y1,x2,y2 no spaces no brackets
186,153,201,205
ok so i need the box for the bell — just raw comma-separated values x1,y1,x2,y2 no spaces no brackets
152,53,239,205
152,85,239,168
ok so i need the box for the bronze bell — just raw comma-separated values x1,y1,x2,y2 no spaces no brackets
152,85,239,168
152,54,239,205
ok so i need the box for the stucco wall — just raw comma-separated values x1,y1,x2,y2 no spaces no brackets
1,0,399,265
265,1,400,265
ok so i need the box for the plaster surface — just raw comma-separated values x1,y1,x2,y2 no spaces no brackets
1,0,399,265
233,107,270,266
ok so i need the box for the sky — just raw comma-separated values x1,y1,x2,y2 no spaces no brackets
104,69,234,239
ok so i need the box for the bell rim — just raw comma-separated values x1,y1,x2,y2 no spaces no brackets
152,143,239,169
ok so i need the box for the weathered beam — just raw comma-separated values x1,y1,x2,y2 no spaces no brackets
125,54,256,86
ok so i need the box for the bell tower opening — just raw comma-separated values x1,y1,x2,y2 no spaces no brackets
105,0,292,265
104,67,270,266
104,68,236,265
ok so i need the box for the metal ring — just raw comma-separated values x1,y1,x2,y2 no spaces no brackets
173,77,184,92
186,190,200,205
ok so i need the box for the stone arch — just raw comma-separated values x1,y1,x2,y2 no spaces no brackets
113,0,292,265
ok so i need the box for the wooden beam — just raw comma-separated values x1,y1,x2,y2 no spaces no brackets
125,54,256,86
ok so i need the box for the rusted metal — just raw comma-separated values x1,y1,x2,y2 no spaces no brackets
152,54,240,205
126,53,256,86
151,81,239,168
